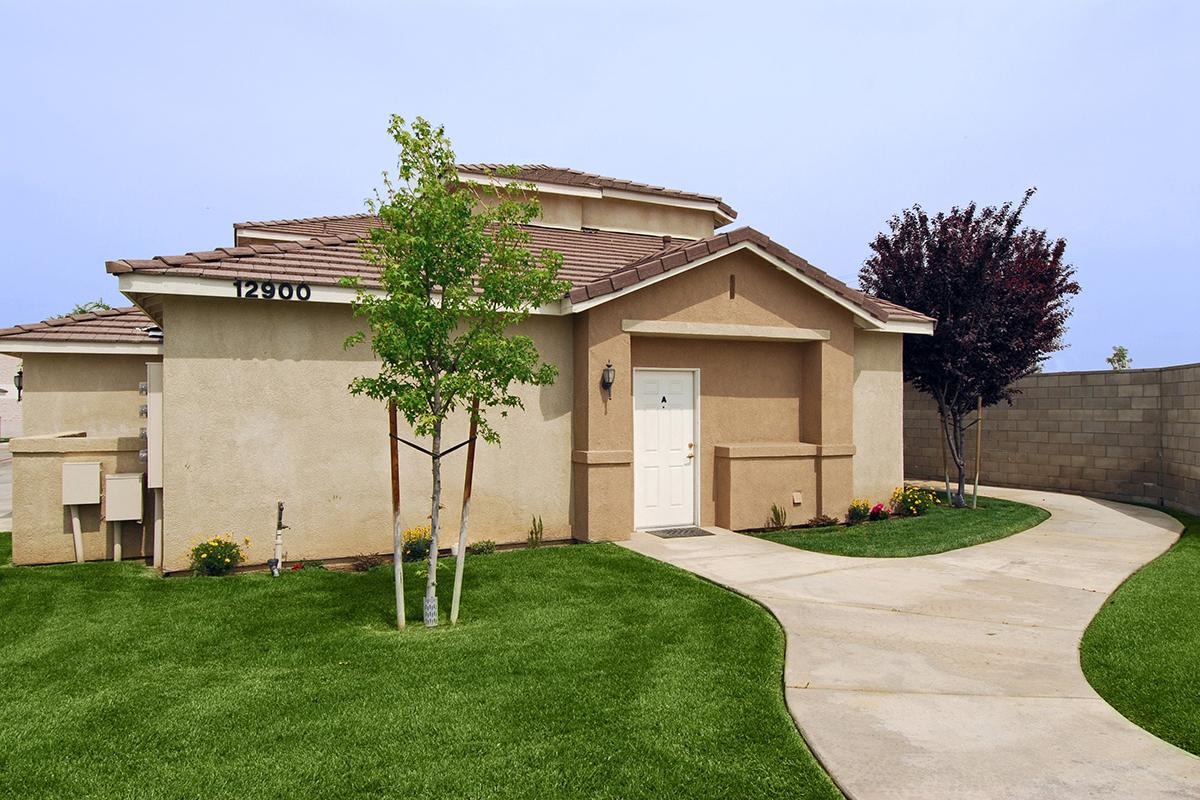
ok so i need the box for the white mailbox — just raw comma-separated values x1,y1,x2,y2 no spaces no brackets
62,462,101,506
105,473,144,522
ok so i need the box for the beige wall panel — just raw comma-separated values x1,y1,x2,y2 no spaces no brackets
580,196,715,239
0,353,22,437
715,454,818,530
853,331,905,504
10,437,147,564
20,353,158,437
161,297,572,571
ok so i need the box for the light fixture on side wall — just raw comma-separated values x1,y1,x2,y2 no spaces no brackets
600,361,616,400
13,368,22,402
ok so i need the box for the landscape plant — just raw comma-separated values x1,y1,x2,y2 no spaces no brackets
847,499,871,525
1106,345,1132,370
527,516,544,549
401,524,432,563
860,189,1080,506
189,535,247,576
890,485,940,517
766,504,789,531
869,503,890,522
344,116,567,627
466,540,496,556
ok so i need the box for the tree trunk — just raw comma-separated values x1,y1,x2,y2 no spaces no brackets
424,418,442,627
939,407,968,508
450,398,480,625
388,402,405,630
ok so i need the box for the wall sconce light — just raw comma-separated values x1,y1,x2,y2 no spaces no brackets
600,360,616,400
13,368,22,402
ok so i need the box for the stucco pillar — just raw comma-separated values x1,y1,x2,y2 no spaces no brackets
571,312,634,540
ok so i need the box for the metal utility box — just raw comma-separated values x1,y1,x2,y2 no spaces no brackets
62,462,101,506
105,473,144,522
146,362,163,489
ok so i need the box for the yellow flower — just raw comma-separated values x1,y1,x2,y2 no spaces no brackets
224,557,231,563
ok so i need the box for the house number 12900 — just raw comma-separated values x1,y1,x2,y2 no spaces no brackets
232,280,311,301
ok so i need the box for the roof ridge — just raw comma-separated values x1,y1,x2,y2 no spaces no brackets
233,213,376,230
0,305,155,340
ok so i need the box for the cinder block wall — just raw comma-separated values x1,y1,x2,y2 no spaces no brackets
903,363,1200,517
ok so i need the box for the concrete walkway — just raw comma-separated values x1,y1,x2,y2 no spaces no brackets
621,487,1200,799
0,442,11,529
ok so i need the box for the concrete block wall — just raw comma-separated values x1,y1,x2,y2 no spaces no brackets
903,363,1200,517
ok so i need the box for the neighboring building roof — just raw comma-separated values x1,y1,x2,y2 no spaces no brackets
233,213,376,239
456,164,737,220
0,307,162,354
108,221,933,331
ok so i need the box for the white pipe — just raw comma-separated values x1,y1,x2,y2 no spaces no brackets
112,520,122,562
69,505,84,563
272,528,283,577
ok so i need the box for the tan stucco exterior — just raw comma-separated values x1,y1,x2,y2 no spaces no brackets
10,433,149,565
158,296,572,572
17,352,159,437
0,354,21,438
852,330,905,504
571,248,861,537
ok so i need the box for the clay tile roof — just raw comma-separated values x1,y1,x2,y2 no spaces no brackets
115,218,929,326
456,164,737,220
0,306,160,345
232,213,377,238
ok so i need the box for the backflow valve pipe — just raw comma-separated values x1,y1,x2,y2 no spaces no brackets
268,500,288,577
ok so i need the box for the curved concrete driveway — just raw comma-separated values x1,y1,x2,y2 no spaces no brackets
621,487,1200,799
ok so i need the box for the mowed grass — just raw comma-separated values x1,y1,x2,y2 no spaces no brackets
755,495,1049,557
1081,508,1200,756
0,533,840,800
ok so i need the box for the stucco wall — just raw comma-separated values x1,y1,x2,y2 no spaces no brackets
852,331,904,504
903,363,1200,516
10,434,148,565
572,247,862,537
0,354,21,438
160,297,572,571
18,352,157,437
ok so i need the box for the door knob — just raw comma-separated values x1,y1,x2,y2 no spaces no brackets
687,453,695,459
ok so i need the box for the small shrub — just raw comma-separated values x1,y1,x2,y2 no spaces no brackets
467,540,497,556
290,560,327,571
890,485,941,517
806,514,838,528
766,504,788,531
869,503,890,522
527,516,544,549
352,552,387,572
847,498,871,525
402,524,432,562
190,534,247,576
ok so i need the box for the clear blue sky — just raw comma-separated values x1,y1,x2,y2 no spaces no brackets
2,1,1196,370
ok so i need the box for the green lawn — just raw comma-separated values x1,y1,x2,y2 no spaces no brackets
0,532,840,800
1081,508,1200,756
754,496,1049,557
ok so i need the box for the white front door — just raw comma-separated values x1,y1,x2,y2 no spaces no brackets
634,370,697,529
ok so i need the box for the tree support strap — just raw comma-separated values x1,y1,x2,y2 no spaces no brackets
390,435,476,460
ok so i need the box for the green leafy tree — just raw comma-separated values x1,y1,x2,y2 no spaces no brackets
345,116,567,627
1106,345,1131,370
62,298,112,317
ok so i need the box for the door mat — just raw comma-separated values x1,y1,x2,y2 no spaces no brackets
646,527,714,539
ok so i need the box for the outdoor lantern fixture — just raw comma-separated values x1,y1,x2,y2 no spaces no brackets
600,361,616,400
13,368,22,402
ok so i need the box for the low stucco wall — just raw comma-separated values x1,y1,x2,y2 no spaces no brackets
160,297,572,572
19,352,159,437
10,433,148,565
904,363,1200,516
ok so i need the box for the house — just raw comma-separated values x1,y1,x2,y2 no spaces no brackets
5,166,933,570
0,307,162,563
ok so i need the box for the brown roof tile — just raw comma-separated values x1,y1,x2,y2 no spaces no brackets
0,306,159,344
